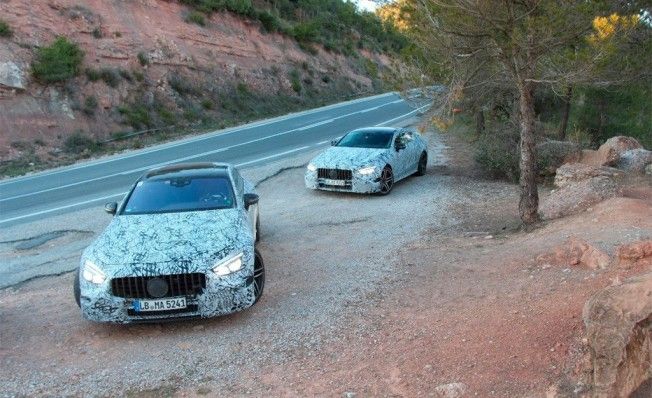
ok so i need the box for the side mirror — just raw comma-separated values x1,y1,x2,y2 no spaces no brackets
395,141,406,151
104,202,118,215
330,138,339,146
243,193,259,209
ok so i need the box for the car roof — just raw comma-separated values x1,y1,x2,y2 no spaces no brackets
350,127,398,134
144,162,231,179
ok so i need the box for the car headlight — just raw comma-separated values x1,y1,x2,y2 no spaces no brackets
307,163,317,172
82,259,106,284
212,252,244,276
357,166,376,175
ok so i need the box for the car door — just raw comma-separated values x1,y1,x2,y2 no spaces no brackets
392,131,410,179
402,130,421,174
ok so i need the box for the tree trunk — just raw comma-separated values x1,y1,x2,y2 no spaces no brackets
517,81,540,225
558,85,573,140
475,108,485,135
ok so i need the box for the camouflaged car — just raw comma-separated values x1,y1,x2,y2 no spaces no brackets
74,162,264,323
305,127,428,195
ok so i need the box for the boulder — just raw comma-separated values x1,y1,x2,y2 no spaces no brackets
541,176,621,220
617,240,652,270
0,61,25,90
581,272,652,397
617,148,652,174
554,163,623,188
595,136,643,166
536,237,611,269
579,136,644,167
537,140,582,175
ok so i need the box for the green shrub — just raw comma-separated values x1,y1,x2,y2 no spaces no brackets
474,128,521,182
119,69,132,82
186,11,206,26
291,22,319,43
137,51,149,66
236,82,249,95
0,19,13,38
168,73,198,96
118,104,152,129
289,69,302,94
201,99,213,109
257,10,280,33
157,108,176,125
32,37,84,83
92,27,102,38
98,67,121,88
133,70,145,82
63,132,98,153
85,68,101,81
83,96,98,115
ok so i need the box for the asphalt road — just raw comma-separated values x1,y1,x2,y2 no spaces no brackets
0,92,425,227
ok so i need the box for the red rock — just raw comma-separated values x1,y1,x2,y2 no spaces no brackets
581,272,652,397
536,237,611,270
617,240,652,270
595,136,643,166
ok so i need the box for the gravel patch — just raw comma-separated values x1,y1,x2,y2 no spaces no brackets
1,124,455,397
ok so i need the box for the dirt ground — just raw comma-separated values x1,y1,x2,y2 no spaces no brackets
1,129,650,397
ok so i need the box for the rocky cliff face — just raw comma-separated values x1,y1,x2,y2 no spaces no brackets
0,0,392,164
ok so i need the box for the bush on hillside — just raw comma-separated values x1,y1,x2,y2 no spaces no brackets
0,19,12,38
32,37,84,83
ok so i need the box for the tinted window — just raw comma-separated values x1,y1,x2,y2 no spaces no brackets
122,176,235,215
337,130,394,149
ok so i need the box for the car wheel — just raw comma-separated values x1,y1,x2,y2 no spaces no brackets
379,166,394,195
415,152,427,176
74,269,81,308
253,249,265,304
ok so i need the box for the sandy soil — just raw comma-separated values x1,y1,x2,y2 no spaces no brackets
1,129,650,397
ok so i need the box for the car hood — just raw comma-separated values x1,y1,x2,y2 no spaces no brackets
83,209,250,275
310,146,389,170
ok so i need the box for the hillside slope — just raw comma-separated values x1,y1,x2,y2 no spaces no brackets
0,0,397,173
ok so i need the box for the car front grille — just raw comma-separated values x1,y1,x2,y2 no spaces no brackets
111,273,206,299
317,168,352,180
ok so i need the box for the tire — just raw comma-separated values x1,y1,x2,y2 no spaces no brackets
74,269,81,308
252,249,265,304
415,152,427,176
378,166,394,195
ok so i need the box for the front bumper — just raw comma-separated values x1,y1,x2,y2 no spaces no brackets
79,270,255,323
304,168,381,194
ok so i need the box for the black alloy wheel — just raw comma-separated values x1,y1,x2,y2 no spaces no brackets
253,249,265,303
416,152,427,176
379,166,394,195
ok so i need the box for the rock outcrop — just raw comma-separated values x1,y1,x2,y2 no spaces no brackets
536,237,611,270
553,163,623,188
0,61,25,90
617,240,652,270
541,175,621,220
581,272,652,397
579,136,643,167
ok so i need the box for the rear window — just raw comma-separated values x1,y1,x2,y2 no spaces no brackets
121,176,235,215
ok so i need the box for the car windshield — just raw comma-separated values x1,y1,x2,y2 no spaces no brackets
121,176,235,215
336,130,394,149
